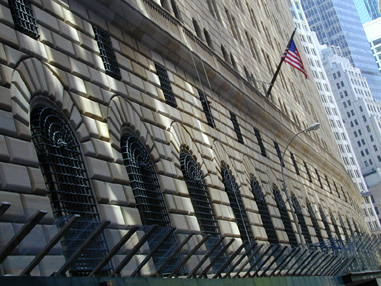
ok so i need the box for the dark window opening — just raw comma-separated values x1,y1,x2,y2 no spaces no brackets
320,206,333,240
155,62,177,107
254,128,266,157
273,187,298,246
230,111,244,144
274,141,284,167
292,195,312,245
307,200,324,243
198,89,215,128
290,152,300,175
31,106,111,276
304,161,312,182
9,0,39,39
251,176,278,244
121,133,179,274
93,26,121,80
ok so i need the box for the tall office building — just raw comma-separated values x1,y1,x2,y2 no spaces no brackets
291,0,381,231
302,0,381,101
354,0,381,23
364,17,381,74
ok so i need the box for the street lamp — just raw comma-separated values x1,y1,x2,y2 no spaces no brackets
281,122,320,248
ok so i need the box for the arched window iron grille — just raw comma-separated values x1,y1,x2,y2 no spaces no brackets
180,151,220,236
250,176,278,244
254,128,266,157
273,187,298,246
31,106,111,276
291,194,312,245
221,163,254,244
155,62,177,108
319,206,333,240
290,152,300,176
121,133,180,273
9,0,39,39
306,200,324,243
93,26,121,80
198,89,215,128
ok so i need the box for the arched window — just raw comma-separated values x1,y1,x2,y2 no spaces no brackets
221,163,254,244
250,176,278,244
180,151,220,236
221,45,229,63
306,200,324,243
31,105,111,276
273,187,298,246
291,194,312,245
319,206,333,240
121,133,177,272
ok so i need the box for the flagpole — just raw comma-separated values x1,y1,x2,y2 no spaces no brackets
266,28,297,98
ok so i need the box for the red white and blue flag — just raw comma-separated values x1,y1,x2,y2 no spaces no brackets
282,39,308,79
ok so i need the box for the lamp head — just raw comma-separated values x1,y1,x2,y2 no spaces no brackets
305,122,320,132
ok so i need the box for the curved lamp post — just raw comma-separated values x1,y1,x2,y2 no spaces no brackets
281,123,320,249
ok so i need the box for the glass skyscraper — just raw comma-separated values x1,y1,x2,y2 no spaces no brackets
354,0,381,24
302,0,381,101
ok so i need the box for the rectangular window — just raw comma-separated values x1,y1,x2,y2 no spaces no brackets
274,141,284,167
230,112,244,144
304,161,312,182
198,89,215,128
9,0,39,39
315,168,323,188
254,128,266,157
155,63,177,108
290,152,300,176
93,26,121,80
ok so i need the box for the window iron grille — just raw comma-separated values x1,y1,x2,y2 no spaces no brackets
319,206,333,240
325,175,332,194
9,0,39,39
315,168,323,188
198,89,215,128
93,26,121,80
274,141,284,167
254,128,266,157
347,217,355,236
180,151,220,236
307,200,324,243
155,63,177,108
291,195,312,245
230,111,244,144
221,163,254,244
250,176,278,244
290,152,300,176
303,161,312,182
121,133,180,274
31,106,111,276
330,211,341,240
339,216,350,240
273,187,298,246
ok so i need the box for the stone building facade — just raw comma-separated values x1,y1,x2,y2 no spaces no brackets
0,0,369,277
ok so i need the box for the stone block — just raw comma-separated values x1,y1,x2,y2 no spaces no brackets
124,185,135,206
0,162,32,193
73,43,94,66
129,73,145,91
209,188,222,203
42,225,62,254
185,215,200,232
169,213,188,231
158,175,177,194
121,206,142,226
85,156,112,181
20,194,54,223
72,93,103,120
90,138,114,161
13,223,46,254
62,7,84,31
164,194,176,212
52,32,75,57
5,137,39,167
112,255,138,277
98,204,125,228
0,222,16,251
108,162,129,184
0,22,18,47
2,256,40,276
39,255,67,276
44,46,71,71
69,57,90,80
0,135,9,161
219,219,233,237
106,182,128,206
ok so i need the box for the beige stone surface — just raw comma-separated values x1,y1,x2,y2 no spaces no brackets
0,162,32,193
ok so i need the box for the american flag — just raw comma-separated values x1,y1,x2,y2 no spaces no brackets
282,39,308,79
